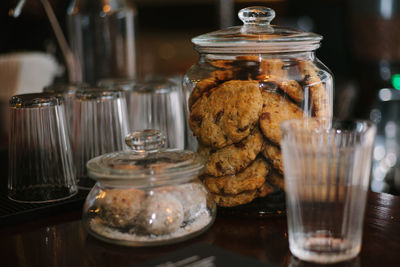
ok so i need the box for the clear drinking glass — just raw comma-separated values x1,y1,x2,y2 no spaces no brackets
129,80,185,149
67,0,137,85
43,82,88,138
8,93,77,203
280,119,377,264
72,88,129,189
97,78,136,120
97,78,185,149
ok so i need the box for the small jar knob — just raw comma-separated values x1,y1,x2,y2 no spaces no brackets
238,6,275,26
125,129,166,153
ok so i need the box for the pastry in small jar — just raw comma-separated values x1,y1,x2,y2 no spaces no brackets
82,130,216,246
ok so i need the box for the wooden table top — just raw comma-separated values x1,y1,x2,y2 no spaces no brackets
0,191,399,267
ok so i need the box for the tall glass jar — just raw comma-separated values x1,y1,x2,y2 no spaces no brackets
67,0,137,85
183,7,334,215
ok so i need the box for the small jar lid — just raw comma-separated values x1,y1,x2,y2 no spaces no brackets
192,6,322,53
86,129,205,186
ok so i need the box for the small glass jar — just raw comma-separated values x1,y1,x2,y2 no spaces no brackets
183,7,334,214
82,130,216,246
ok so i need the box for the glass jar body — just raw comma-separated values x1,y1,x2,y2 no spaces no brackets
183,51,333,215
82,177,216,246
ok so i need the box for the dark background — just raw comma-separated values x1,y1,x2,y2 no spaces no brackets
2,0,397,118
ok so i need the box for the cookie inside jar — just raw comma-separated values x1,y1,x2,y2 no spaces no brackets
183,6,333,215
186,54,332,214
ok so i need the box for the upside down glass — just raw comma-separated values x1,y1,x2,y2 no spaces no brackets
97,78,185,149
280,119,376,263
129,80,185,149
43,82,88,138
8,93,77,203
72,88,129,189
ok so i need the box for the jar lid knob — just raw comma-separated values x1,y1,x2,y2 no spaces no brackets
125,129,166,153
238,6,275,26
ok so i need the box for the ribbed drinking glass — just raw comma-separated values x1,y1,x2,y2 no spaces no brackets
280,119,376,264
8,93,77,203
43,82,88,138
129,80,185,149
72,88,129,189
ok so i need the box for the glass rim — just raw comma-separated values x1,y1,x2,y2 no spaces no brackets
75,87,125,100
132,80,179,94
9,93,64,108
280,118,377,135
43,82,89,93
97,78,137,91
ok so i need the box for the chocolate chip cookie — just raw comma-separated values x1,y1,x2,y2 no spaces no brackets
188,69,233,110
209,59,234,69
198,127,264,177
203,157,270,195
258,75,304,103
298,60,331,118
212,182,274,207
259,58,287,77
259,90,304,145
280,80,304,103
190,80,263,148
262,142,284,174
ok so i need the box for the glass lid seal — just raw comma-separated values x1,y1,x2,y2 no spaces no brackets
192,6,323,53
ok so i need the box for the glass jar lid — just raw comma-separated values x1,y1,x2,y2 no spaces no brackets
192,6,322,53
86,130,205,186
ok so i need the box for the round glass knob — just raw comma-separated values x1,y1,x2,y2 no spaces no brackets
238,6,275,26
125,129,166,153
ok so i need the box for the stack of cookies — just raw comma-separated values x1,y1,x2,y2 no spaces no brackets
188,56,331,207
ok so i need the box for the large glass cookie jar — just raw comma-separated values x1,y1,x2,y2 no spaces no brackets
183,7,333,214
82,130,216,246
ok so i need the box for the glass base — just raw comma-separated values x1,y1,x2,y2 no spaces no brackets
217,190,286,217
8,186,78,204
290,233,360,264
84,211,216,247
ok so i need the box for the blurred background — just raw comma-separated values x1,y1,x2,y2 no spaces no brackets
1,0,400,195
